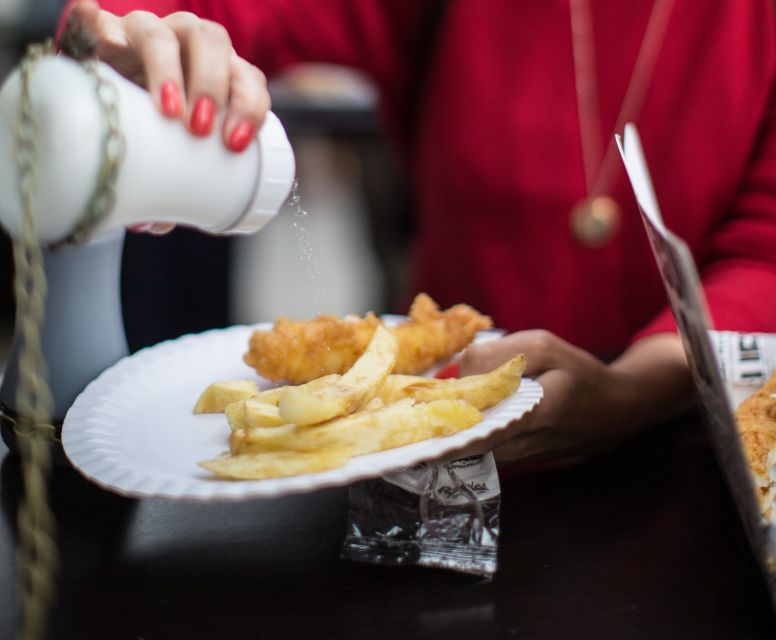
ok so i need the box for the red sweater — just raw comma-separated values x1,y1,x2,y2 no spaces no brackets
88,0,776,356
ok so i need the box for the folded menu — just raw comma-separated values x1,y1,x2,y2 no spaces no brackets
618,125,776,607
714,332,776,524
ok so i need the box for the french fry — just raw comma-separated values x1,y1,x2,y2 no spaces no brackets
252,374,341,406
243,399,286,428
224,401,250,430
199,448,353,480
195,375,342,414
194,380,259,413
277,325,398,426
225,399,288,430
376,355,525,410
374,374,440,404
231,398,482,456
361,397,385,411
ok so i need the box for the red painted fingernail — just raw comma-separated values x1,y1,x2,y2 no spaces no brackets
159,80,183,117
190,96,216,136
227,120,255,152
435,363,460,379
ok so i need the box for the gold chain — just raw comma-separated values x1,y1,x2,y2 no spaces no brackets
14,40,58,640
58,58,125,247
12,40,125,640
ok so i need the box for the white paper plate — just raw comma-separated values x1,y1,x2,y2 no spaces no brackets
62,324,543,501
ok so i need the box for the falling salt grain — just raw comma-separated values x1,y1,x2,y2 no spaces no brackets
286,180,323,309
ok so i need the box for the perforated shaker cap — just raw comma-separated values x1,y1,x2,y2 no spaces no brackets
228,111,296,234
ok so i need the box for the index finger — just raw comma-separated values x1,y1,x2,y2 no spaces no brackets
459,330,560,377
123,11,185,117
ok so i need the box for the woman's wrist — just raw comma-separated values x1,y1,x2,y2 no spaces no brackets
605,332,695,431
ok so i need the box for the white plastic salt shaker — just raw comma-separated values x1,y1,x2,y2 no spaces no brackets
0,55,295,244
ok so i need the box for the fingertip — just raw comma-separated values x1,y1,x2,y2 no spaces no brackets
158,80,184,118
149,222,176,235
189,95,216,136
128,223,155,233
57,0,100,56
224,54,270,150
435,363,461,379
225,118,255,153
67,0,101,29
128,222,176,235
70,0,100,18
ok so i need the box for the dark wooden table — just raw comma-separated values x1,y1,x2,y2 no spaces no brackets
1,415,775,639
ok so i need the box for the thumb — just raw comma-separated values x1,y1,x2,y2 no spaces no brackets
57,0,101,58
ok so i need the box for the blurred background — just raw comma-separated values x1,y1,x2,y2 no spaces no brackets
0,0,412,360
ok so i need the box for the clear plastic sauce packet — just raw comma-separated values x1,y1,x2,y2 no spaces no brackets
341,452,500,576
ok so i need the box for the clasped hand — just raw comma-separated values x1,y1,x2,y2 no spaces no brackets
457,330,694,465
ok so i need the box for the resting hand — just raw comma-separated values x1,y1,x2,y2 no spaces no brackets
60,0,270,153
457,330,694,464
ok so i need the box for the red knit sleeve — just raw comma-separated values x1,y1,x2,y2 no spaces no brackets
636,79,776,340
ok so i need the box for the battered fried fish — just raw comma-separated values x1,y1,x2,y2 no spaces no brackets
243,293,492,384
734,371,776,521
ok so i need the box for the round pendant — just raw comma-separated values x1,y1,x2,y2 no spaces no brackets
570,195,621,247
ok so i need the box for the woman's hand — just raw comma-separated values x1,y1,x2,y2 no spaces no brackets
60,0,270,153
59,1,271,233
457,330,695,465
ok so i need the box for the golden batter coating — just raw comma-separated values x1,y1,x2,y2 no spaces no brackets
243,293,492,384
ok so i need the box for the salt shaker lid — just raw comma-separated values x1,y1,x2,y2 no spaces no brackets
228,111,296,234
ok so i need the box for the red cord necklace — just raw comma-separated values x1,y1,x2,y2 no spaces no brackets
568,0,674,247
